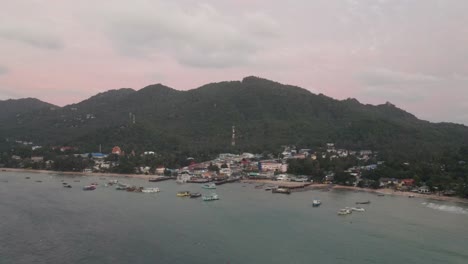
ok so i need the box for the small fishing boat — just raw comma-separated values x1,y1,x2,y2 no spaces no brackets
338,208,352,215
351,207,365,212
312,199,322,207
83,185,96,191
377,193,385,196
254,183,265,189
202,183,216,189
63,184,72,188
116,183,128,190
272,187,291,194
408,195,415,198
35,180,42,183
202,193,219,201
25,177,31,179
355,200,371,205
142,187,160,193
264,187,272,191
190,192,202,198
177,191,191,197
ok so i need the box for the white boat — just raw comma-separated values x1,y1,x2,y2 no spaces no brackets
351,207,365,212
202,193,219,201
312,199,322,207
202,183,216,189
338,208,352,215
142,187,160,193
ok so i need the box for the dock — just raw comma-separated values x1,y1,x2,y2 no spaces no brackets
148,176,174,182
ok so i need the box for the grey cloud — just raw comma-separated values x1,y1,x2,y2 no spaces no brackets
0,26,64,50
90,1,278,68
357,68,441,87
0,65,8,75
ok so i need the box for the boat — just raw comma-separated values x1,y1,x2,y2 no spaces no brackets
202,193,219,201
142,187,160,193
177,191,191,197
73,180,80,182
190,192,202,198
377,193,385,196
83,185,96,191
254,183,265,189
408,195,415,198
202,183,216,189
264,187,272,191
338,208,352,215
116,184,128,190
35,180,42,183
351,207,365,212
312,199,322,207
355,200,371,204
25,177,31,179
63,184,72,188
272,187,291,194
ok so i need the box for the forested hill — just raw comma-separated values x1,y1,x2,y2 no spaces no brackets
1,76,468,160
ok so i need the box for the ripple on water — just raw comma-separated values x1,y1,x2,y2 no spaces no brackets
422,202,468,215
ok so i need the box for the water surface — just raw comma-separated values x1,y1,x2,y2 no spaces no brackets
1,172,467,264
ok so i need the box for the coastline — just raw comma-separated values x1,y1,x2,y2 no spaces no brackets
242,179,468,204
0,168,156,180
2,168,467,204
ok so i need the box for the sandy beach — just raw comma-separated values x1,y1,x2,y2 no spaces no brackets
242,179,468,204
2,168,467,204
0,168,158,180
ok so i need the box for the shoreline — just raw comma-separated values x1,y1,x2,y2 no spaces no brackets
2,168,467,204
0,168,158,180
242,179,468,204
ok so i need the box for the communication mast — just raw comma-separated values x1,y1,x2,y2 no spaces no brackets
231,125,236,147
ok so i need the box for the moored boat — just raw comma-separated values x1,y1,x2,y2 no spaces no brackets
190,192,202,198
202,193,219,201
355,200,371,204
351,207,365,212
312,199,322,207
177,191,191,197
272,187,291,194
116,183,128,190
338,208,352,215
63,184,72,188
202,183,216,189
83,185,96,191
142,187,160,193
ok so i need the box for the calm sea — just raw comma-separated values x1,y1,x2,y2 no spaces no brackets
1,171,467,264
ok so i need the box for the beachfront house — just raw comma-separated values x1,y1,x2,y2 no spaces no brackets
379,178,399,187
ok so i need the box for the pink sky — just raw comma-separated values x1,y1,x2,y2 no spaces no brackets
1,0,468,124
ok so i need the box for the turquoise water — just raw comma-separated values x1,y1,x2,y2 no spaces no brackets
1,171,468,264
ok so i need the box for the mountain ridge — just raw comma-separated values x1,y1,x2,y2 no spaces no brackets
1,76,467,160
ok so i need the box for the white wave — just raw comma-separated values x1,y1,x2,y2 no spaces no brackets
424,203,468,215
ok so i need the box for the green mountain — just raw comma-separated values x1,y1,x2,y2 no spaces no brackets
0,98,57,121
1,76,468,160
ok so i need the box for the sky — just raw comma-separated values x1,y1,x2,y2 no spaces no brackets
1,0,468,124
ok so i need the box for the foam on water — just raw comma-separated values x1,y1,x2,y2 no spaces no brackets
422,202,468,215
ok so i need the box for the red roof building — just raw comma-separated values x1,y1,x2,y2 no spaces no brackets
112,146,122,155
401,179,415,186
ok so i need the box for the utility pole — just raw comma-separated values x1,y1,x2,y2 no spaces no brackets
231,125,236,147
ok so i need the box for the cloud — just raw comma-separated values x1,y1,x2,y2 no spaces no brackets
0,66,8,75
85,1,278,68
0,24,64,50
358,68,442,87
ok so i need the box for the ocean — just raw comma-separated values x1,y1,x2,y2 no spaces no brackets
1,171,467,264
